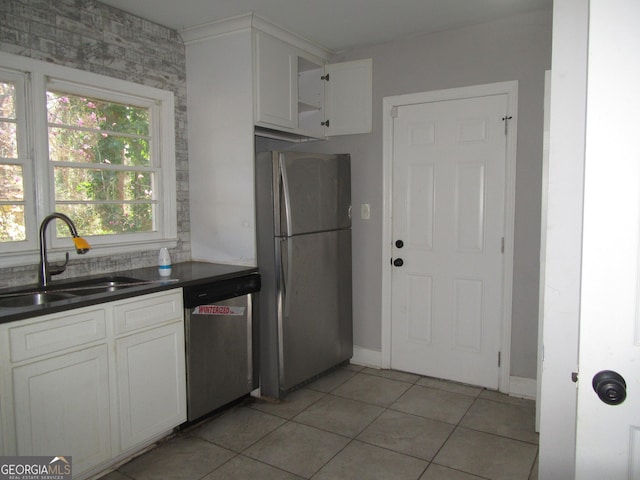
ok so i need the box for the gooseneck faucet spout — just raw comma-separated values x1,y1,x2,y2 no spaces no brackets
39,212,91,288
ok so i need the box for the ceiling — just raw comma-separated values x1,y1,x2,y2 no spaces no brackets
98,0,552,52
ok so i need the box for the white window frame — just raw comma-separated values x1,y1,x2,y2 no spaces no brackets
0,52,177,268
0,67,37,256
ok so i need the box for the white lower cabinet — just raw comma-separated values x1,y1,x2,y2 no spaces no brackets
13,345,112,474
116,322,186,450
0,288,185,479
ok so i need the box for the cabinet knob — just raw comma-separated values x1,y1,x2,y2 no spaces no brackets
321,120,330,127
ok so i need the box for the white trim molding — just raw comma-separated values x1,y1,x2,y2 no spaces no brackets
509,376,537,400
380,81,518,394
180,12,331,60
351,346,382,368
351,346,536,402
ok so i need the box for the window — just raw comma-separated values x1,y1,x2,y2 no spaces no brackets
0,71,34,249
0,52,176,266
47,85,157,237
0,81,22,240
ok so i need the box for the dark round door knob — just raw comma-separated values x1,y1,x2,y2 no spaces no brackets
395,240,404,248
393,258,404,267
592,370,627,405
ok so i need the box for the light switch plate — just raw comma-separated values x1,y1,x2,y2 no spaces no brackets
361,203,370,220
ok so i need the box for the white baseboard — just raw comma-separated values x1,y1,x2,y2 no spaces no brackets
351,346,381,368
350,346,537,401
509,376,537,400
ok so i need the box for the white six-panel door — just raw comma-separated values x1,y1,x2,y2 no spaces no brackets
575,1,640,477
390,94,508,389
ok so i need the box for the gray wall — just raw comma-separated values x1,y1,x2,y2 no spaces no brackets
290,9,552,379
1,1,551,380
0,0,190,286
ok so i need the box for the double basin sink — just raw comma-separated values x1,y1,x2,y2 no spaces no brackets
0,276,165,308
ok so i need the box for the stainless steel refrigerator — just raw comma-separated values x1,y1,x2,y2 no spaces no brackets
255,151,353,399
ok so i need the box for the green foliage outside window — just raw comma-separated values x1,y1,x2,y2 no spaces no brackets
47,91,156,237
0,81,25,242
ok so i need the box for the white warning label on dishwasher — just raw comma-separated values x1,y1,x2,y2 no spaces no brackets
192,305,245,316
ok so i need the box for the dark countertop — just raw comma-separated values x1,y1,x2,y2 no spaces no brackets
0,261,259,324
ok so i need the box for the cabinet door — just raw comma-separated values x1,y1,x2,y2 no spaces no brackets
324,58,373,136
298,61,325,138
255,31,298,129
115,322,186,451
13,345,111,475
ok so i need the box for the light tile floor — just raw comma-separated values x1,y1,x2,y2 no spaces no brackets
101,364,538,480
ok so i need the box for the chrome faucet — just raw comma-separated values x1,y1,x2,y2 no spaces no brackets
39,213,91,288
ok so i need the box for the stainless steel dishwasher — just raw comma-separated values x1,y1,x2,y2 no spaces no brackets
183,273,260,422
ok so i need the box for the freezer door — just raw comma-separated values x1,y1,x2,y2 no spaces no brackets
278,229,353,391
277,152,351,236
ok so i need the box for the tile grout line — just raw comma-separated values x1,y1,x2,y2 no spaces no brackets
454,424,540,446
109,368,537,480
423,388,483,476
186,398,307,478
236,452,311,479
527,450,540,480
458,391,540,446
305,370,439,477
313,370,487,471
304,369,419,478
430,391,538,479
305,371,391,478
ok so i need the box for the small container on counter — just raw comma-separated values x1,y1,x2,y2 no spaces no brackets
158,248,172,276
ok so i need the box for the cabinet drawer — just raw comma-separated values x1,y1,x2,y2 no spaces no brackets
9,308,107,363
114,289,183,335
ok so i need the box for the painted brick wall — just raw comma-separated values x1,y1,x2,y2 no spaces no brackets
0,0,190,286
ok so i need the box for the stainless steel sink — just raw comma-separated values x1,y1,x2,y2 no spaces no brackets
0,291,77,308
56,276,149,295
0,276,179,309
0,275,178,308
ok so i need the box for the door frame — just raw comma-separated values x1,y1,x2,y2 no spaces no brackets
381,81,518,393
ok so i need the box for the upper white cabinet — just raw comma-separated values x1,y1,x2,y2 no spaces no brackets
254,30,372,138
254,32,298,130
323,59,373,136
183,14,372,265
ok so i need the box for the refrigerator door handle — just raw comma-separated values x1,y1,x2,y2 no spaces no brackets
280,238,293,317
279,159,293,236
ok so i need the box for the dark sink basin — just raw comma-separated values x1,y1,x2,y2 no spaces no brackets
0,291,77,308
